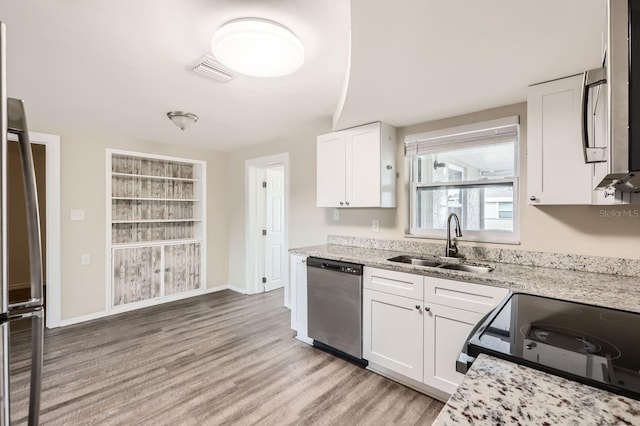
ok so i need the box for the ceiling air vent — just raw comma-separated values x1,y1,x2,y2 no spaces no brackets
191,55,237,83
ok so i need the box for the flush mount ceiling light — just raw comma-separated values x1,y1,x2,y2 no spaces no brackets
167,111,199,130
211,18,305,78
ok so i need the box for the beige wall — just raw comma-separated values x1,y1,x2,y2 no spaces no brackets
59,130,229,320
228,103,640,291
322,103,640,258
227,121,331,289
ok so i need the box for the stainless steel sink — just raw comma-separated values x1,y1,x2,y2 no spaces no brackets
387,255,494,274
387,255,442,268
437,263,494,274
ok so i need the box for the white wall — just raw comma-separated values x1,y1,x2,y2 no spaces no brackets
58,129,229,320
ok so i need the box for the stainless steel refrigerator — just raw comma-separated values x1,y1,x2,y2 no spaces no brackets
0,21,45,426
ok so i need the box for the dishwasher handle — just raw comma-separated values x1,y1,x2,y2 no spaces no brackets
306,257,363,275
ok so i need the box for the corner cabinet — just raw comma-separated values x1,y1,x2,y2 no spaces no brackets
317,122,397,208
363,267,508,399
107,150,206,311
527,75,627,205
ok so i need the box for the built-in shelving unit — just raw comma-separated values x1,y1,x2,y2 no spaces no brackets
107,150,206,311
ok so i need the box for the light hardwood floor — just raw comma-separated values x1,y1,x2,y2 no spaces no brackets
10,289,444,425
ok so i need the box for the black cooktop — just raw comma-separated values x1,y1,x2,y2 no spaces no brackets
465,293,640,400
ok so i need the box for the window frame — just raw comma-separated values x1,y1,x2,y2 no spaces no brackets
406,117,520,244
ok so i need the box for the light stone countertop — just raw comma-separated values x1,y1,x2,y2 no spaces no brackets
431,354,640,426
290,244,640,314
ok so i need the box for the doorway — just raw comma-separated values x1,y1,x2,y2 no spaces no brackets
245,153,289,305
7,141,46,307
6,132,61,328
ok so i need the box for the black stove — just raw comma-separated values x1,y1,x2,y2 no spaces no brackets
457,293,640,401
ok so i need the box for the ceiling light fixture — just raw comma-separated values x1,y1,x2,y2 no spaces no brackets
167,111,199,130
211,18,305,78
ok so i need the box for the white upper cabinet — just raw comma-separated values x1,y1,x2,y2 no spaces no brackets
527,75,594,205
317,122,397,208
527,75,625,205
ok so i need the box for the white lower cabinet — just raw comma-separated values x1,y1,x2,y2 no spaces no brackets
423,304,483,394
289,254,312,344
363,289,423,381
363,266,508,398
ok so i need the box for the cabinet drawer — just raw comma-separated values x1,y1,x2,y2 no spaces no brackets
364,267,424,300
424,277,508,314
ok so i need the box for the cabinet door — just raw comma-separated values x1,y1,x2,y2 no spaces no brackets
317,132,346,207
363,289,423,382
289,255,311,343
527,75,593,205
424,304,483,394
164,242,201,296
112,246,162,306
346,123,381,207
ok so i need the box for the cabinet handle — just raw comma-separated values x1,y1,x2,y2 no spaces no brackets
529,196,537,201
415,305,421,311
339,201,344,206
424,306,430,312
345,201,350,206
386,165,393,170
165,268,170,272
154,269,161,274
301,259,306,263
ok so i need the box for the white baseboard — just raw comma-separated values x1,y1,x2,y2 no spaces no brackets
53,284,242,328
227,285,246,294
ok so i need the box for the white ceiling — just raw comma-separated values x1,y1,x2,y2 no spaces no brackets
334,0,607,130
0,0,350,150
2,0,607,150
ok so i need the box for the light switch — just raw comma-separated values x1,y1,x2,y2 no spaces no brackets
70,209,85,221
372,219,380,233
333,209,340,221
80,254,91,265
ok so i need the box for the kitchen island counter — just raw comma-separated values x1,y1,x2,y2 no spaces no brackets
432,353,640,425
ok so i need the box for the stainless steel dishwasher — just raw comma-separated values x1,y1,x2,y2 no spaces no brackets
306,257,366,364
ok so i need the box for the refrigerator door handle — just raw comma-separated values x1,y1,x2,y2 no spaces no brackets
6,98,43,309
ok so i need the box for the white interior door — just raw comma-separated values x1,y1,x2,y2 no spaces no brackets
264,166,285,292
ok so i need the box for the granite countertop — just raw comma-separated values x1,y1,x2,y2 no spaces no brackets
432,354,640,425
290,244,640,314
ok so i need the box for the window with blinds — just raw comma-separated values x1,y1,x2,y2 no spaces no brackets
405,116,520,243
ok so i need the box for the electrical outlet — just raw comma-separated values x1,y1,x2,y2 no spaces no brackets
80,254,91,265
70,209,85,221
372,219,380,232
333,209,340,221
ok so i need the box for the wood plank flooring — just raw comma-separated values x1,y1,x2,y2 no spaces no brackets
9,289,444,425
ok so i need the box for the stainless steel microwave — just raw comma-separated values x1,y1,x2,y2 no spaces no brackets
583,0,640,192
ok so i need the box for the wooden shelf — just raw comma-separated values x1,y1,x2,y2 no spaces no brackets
112,172,200,182
112,238,203,248
112,197,201,202
112,219,202,224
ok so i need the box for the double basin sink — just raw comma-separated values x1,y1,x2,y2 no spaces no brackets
387,255,493,274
